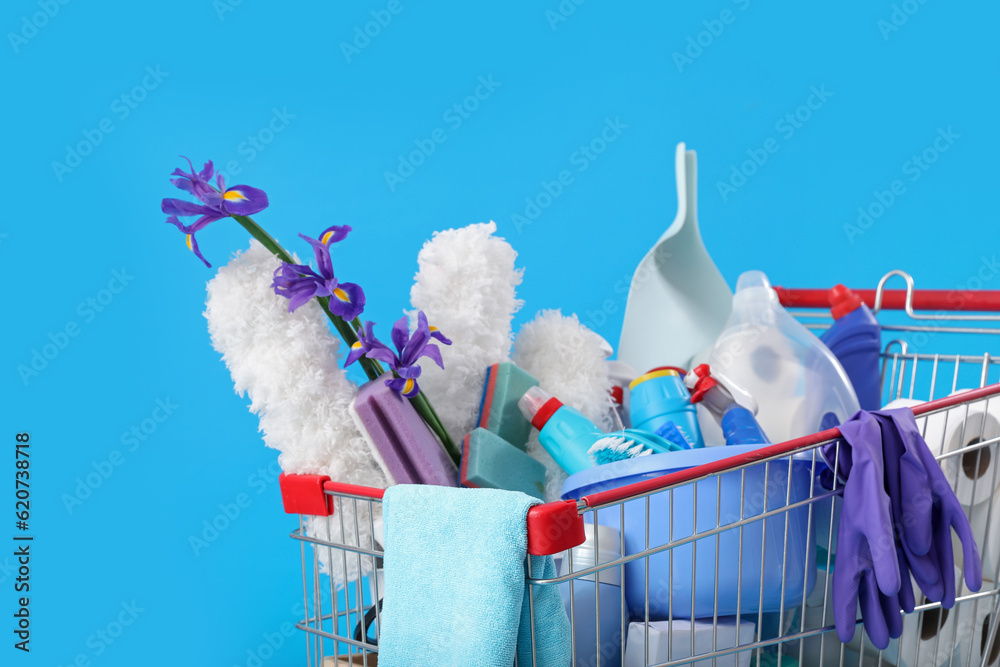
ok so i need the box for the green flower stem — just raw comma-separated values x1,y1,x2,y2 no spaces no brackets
409,390,460,464
230,214,380,381
229,213,460,466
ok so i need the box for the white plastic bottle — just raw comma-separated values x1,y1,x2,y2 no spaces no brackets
707,270,860,444
559,523,624,667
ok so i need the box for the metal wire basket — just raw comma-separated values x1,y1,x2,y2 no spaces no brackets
279,270,1000,667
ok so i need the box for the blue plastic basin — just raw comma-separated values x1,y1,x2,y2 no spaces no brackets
561,446,817,620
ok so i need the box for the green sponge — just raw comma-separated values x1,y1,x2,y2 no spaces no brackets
477,362,539,451
460,428,546,499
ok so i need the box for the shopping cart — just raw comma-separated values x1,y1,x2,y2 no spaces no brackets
278,270,1000,667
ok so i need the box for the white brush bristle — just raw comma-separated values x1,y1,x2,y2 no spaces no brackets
588,436,651,465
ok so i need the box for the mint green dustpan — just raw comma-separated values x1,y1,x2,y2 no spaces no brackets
617,143,732,373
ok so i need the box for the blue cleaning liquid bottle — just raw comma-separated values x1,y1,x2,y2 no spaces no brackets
820,285,882,411
720,404,770,445
628,369,704,448
517,386,678,475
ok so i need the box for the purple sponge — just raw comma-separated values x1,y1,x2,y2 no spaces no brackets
350,375,457,487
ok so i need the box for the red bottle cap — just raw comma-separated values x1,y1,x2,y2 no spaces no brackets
829,284,864,320
686,364,719,404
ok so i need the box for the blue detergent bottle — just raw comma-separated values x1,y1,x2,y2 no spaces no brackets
721,404,770,445
628,369,704,448
820,285,882,411
518,386,678,475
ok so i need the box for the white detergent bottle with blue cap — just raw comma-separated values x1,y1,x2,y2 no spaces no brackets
518,386,679,475
707,270,859,444
559,523,624,667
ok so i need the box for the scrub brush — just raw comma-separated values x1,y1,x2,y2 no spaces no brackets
586,396,684,465
588,436,654,465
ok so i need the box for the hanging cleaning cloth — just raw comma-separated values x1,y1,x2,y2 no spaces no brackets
378,485,570,667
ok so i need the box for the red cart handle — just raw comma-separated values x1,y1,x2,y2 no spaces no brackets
579,384,1000,509
278,476,587,556
774,287,1000,312
280,386,1000,555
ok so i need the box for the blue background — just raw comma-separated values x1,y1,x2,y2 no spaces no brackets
4,0,998,664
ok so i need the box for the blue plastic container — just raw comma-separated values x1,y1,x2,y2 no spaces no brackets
820,285,882,411
561,446,816,620
629,370,703,448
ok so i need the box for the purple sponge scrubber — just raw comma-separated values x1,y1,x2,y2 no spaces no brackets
349,374,458,487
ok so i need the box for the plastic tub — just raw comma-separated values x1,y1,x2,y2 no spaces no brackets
561,446,817,620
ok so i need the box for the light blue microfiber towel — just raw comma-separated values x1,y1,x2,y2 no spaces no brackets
379,485,570,667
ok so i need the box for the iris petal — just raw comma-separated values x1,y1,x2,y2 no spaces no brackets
326,281,365,320
429,326,452,345
221,185,268,215
400,378,419,398
344,340,366,366
400,323,430,368
390,316,410,356
367,347,399,369
162,198,213,217
420,343,445,370
320,225,352,246
198,160,214,182
185,233,211,268
298,234,334,280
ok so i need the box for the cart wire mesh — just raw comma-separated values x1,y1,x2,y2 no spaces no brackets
285,270,1000,667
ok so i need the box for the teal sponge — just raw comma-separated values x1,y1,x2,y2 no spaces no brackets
460,428,546,499
477,362,539,451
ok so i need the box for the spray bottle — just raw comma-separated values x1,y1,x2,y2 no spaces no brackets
685,364,770,446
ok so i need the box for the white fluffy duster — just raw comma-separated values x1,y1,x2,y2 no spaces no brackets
513,310,615,501
204,241,386,583
409,221,524,443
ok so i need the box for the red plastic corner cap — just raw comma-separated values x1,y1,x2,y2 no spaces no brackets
830,284,864,319
527,500,585,556
279,473,334,517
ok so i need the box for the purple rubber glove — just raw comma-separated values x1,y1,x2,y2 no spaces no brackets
830,412,903,648
875,410,941,601
876,408,982,606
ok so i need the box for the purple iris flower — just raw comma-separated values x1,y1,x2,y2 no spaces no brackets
345,320,392,367
271,225,366,320
161,157,269,267
358,311,451,398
